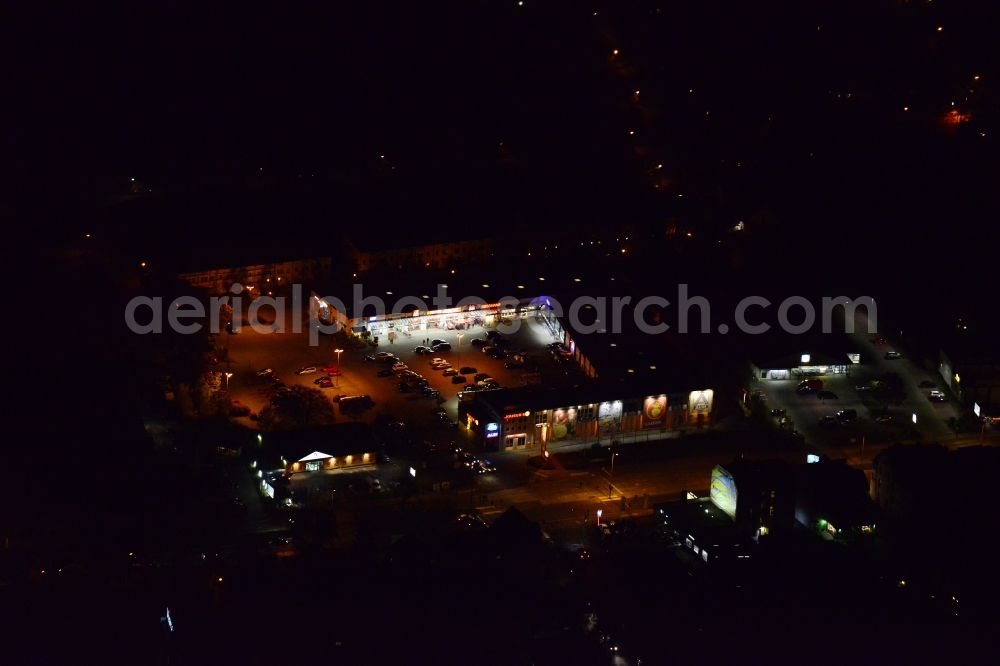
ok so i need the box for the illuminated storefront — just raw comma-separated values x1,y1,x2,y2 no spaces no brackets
462,384,713,451
751,351,856,381
350,301,548,340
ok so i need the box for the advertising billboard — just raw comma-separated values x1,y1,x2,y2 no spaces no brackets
643,395,667,429
598,400,623,428
710,465,737,519
551,407,577,439
688,390,714,417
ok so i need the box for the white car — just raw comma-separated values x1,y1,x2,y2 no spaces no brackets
255,368,273,377
296,366,318,375
392,363,408,372
431,360,452,369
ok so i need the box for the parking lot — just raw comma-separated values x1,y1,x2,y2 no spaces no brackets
221,307,570,444
758,345,960,457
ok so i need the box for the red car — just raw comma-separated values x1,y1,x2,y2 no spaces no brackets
323,366,343,376
317,377,333,388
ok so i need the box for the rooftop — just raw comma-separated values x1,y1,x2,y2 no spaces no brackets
260,423,378,462
658,497,741,545
471,378,698,417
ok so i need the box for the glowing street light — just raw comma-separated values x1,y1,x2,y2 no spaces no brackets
334,348,344,386
224,372,233,391
456,333,464,368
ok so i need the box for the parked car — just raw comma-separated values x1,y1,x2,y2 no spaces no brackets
770,408,787,418
474,459,496,474
929,390,946,402
313,377,328,385
317,377,333,388
816,390,839,400
504,360,524,369
398,382,413,392
884,351,903,360
870,335,887,345
459,366,477,375
323,366,342,376
229,400,251,417
836,409,858,423
431,360,452,369
339,395,374,410
442,368,458,376
470,339,488,348
255,368,274,377
487,348,509,359
422,388,441,399
796,386,817,395
473,373,492,382
377,368,394,377
451,375,468,384
296,366,318,375
799,378,824,390
875,414,896,424
431,339,447,347
414,346,433,355
432,342,452,352
391,363,408,372
819,415,839,428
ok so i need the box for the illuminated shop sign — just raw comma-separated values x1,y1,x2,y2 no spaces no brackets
486,423,499,438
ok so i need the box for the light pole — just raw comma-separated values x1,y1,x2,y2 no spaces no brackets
456,333,464,369
334,348,343,387
610,450,618,476
224,372,233,391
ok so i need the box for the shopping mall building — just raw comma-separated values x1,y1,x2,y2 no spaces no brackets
461,382,715,451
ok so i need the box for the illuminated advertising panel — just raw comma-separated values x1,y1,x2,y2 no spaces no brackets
486,422,499,438
688,390,714,416
643,395,667,429
551,407,577,439
710,465,737,519
598,400,623,428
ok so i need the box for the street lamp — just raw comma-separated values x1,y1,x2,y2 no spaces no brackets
224,372,233,391
456,333,464,368
334,348,344,386
610,450,619,476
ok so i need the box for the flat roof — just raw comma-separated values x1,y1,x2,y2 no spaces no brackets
471,380,697,417
659,498,740,544
555,306,719,386
262,423,378,461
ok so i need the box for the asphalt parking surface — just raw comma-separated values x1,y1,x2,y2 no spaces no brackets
221,309,567,442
